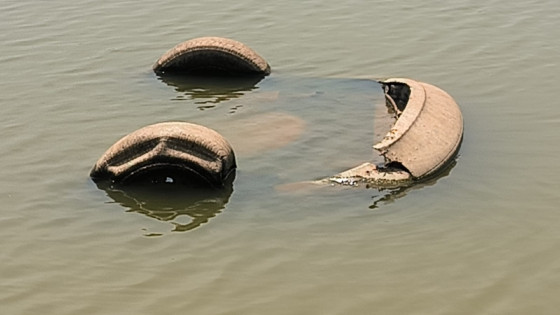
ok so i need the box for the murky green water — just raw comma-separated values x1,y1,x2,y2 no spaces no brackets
2,0,560,314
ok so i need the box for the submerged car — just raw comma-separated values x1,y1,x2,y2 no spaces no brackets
91,37,463,191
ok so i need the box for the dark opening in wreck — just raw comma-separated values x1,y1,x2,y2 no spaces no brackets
383,82,410,115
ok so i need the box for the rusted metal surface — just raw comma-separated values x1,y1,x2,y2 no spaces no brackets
374,78,463,179
326,78,463,188
90,122,236,188
153,37,271,76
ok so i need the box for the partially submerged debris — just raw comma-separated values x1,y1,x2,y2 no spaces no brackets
324,78,463,188
97,36,463,192
375,78,463,178
153,37,271,76
325,162,413,188
90,122,236,189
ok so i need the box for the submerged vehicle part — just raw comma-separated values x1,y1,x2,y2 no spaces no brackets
326,162,413,188
325,78,463,187
90,122,236,189
153,37,271,76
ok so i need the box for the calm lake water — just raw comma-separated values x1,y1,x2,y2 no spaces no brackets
2,0,559,314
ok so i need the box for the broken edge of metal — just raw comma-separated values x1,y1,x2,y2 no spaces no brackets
153,37,271,76
324,77,463,188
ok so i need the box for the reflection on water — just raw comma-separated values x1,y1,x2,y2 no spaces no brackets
277,158,458,210
369,158,459,209
96,176,234,235
157,73,265,110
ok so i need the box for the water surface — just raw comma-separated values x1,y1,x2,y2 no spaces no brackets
2,0,560,314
